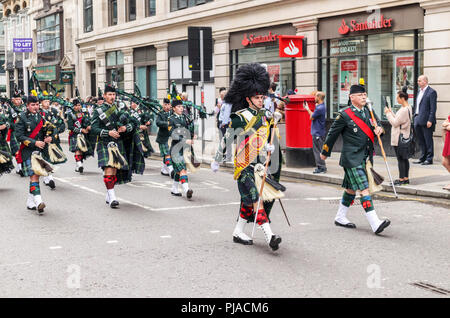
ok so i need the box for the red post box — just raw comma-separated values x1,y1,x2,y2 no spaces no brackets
284,94,316,167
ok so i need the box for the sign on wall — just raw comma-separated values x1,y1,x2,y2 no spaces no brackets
35,66,56,81
394,55,414,107
339,59,359,105
13,38,33,53
278,35,304,58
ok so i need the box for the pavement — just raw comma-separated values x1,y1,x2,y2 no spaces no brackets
59,132,450,200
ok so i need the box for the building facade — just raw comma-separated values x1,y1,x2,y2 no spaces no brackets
38,0,450,157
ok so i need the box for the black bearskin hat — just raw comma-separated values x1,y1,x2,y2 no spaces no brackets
224,63,270,113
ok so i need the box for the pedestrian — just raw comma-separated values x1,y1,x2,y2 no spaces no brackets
305,91,327,174
168,99,194,199
264,82,278,113
384,87,413,185
15,95,54,214
156,98,174,177
9,91,25,176
441,114,450,190
0,111,14,176
413,75,437,165
320,84,391,235
218,100,233,162
211,63,283,251
215,87,226,130
90,85,145,208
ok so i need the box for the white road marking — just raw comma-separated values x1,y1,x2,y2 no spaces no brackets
160,235,172,239
49,246,62,250
299,223,310,226
210,230,220,234
0,262,32,268
413,215,423,218
107,240,119,244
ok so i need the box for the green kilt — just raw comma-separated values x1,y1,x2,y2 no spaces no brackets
69,132,94,158
42,136,67,165
21,158,35,177
342,162,369,191
170,146,186,173
0,140,14,175
158,142,170,157
140,130,153,158
237,166,259,205
9,131,20,155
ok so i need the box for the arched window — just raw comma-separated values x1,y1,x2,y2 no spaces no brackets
13,5,20,13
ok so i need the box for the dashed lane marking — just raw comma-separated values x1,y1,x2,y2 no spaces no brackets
210,230,220,234
160,235,172,239
49,246,62,250
0,262,32,268
107,240,119,244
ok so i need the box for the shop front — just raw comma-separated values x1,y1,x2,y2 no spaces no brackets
229,24,297,96
318,4,425,155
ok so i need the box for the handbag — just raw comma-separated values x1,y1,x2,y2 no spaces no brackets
398,107,415,158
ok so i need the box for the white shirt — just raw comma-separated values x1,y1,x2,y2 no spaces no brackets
416,85,428,115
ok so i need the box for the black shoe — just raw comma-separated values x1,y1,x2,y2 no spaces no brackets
421,160,432,165
375,219,391,235
110,200,119,208
401,179,410,185
269,235,282,251
37,203,45,214
233,236,253,245
170,170,175,179
45,180,56,189
334,220,356,228
79,167,84,173
186,189,193,199
161,171,169,176
27,206,36,211
413,160,425,164
171,191,182,197
393,179,402,186
17,170,24,177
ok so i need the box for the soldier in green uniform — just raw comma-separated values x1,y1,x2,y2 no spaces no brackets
67,99,94,174
156,98,174,177
90,85,145,208
168,99,194,199
0,111,14,176
129,101,154,158
211,63,282,251
10,91,26,176
15,96,54,214
40,95,67,189
320,84,391,235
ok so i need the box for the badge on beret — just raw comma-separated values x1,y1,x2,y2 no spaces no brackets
354,128,358,133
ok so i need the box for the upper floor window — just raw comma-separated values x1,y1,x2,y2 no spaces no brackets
127,0,136,21
146,0,156,17
36,13,61,64
170,0,213,12
109,0,118,26
84,0,93,32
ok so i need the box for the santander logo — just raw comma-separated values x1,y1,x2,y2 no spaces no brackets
338,19,350,35
283,40,299,56
241,33,250,47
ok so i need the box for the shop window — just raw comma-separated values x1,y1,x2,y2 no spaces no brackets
170,0,213,12
106,51,124,89
109,0,118,26
127,0,136,22
83,0,93,33
146,0,156,17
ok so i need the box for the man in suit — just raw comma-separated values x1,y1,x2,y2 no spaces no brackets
413,75,437,165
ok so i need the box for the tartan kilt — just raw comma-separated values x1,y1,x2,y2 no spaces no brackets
21,158,35,177
41,139,67,165
158,142,170,157
342,162,369,191
115,132,145,184
140,130,153,158
0,140,14,175
9,132,20,155
237,165,259,205
170,145,186,173
69,133,94,159
96,139,129,170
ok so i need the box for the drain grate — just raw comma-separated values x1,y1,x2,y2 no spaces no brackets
410,282,450,296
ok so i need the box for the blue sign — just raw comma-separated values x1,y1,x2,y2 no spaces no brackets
13,38,33,53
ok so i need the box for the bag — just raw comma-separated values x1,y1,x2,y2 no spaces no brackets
398,108,415,158
366,160,383,194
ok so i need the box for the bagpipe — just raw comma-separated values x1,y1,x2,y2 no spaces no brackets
114,83,162,117
166,81,215,119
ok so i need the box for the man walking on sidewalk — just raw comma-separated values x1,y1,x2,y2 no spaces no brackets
305,91,327,174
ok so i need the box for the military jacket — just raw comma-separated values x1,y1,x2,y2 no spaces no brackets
156,110,171,144
91,102,134,143
15,110,46,161
168,113,193,148
321,105,381,168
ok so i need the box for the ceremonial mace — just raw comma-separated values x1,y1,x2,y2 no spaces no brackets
366,99,398,198
251,111,288,238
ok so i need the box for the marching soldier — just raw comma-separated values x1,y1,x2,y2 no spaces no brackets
67,99,94,174
15,95,54,214
0,111,14,176
40,94,67,189
211,63,283,251
9,91,26,176
90,85,145,208
320,84,391,235
168,99,194,199
156,98,174,177
129,101,154,158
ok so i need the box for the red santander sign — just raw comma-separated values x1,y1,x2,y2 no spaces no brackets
278,35,304,58
241,31,278,47
338,15,393,35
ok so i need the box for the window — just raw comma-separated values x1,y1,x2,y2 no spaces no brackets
170,0,213,12
109,0,117,26
36,13,61,64
0,54,5,74
106,51,124,89
146,0,156,17
127,0,136,21
84,0,93,32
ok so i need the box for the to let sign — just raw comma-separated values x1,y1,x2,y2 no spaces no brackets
13,38,33,53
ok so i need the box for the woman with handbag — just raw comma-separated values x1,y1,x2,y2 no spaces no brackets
441,114,450,190
384,88,413,185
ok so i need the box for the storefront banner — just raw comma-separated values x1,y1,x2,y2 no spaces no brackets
35,66,57,81
278,35,304,58
267,64,280,87
394,55,414,106
339,59,359,105
60,71,73,85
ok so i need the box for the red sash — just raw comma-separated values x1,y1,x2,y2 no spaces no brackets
344,108,374,144
17,118,44,160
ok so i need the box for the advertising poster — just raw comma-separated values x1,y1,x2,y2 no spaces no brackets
339,59,359,105
267,64,280,84
394,55,414,106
